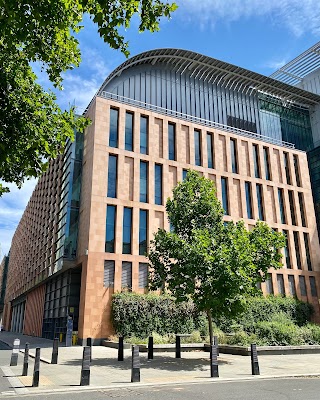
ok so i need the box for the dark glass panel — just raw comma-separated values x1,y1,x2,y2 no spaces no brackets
107,155,117,198
105,205,116,253
207,133,214,169
125,112,134,151
245,182,253,219
122,207,132,254
109,108,119,148
168,123,176,161
256,184,264,220
140,116,148,154
230,138,238,173
194,130,201,166
139,210,148,256
155,164,163,205
140,161,148,203
221,177,229,215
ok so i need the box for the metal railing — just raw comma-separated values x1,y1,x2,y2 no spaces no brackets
98,91,295,149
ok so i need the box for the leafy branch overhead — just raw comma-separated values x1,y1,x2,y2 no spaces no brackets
0,0,177,195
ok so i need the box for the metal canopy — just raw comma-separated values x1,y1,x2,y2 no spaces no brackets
270,42,320,86
93,48,320,108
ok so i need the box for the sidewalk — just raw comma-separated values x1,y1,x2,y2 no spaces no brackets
1,331,320,395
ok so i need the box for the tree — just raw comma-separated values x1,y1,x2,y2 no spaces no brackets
148,170,286,345
0,0,177,195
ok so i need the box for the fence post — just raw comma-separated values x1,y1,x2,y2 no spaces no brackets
118,337,124,361
175,335,181,359
131,346,140,383
51,338,59,364
22,343,29,376
32,348,40,387
148,336,153,360
80,346,91,386
210,343,219,378
251,343,260,375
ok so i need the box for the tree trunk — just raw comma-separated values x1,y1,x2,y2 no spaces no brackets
206,309,213,346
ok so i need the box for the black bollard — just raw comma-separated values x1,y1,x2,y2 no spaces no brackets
251,343,260,375
22,343,29,376
175,335,181,359
118,336,124,361
51,338,59,364
87,338,92,361
10,338,20,366
80,346,91,386
131,345,140,383
32,348,40,387
148,336,153,360
213,335,220,356
210,343,219,378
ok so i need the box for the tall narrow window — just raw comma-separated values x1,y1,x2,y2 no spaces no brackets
221,177,229,215
256,184,264,220
194,130,202,166
283,230,292,269
278,189,286,224
298,192,306,227
182,169,188,180
277,274,285,295
109,108,119,148
253,144,260,178
125,112,134,151
140,116,148,154
207,133,214,169
140,161,148,203
105,205,116,253
139,263,149,288
309,276,318,297
107,155,117,198
122,207,132,254
263,147,271,180
155,164,163,205
288,190,297,225
293,231,302,269
288,275,296,296
284,152,292,185
168,123,176,161
139,210,148,255
104,261,115,287
121,262,132,289
293,154,301,187
230,138,238,173
245,182,253,219
299,276,307,296
303,233,312,271
266,273,274,294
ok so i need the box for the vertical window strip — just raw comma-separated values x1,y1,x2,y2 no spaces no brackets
293,155,301,187
293,231,302,269
125,112,134,151
253,144,260,178
288,275,296,296
298,192,306,227
309,276,318,297
104,260,115,287
109,108,119,148
256,184,264,220
140,116,148,154
284,152,292,185
182,169,188,180
230,138,238,173
283,230,292,269
278,189,286,224
245,181,253,219
303,233,312,271
277,274,285,295
140,161,148,203
139,263,149,288
107,155,117,198
207,133,214,169
139,210,148,256
155,164,163,205
221,177,229,215
288,190,297,225
299,275,307,296
121,261,132,289
168,123,176,161
105,205,116,253
266,273,274,294
194,130,202,166
122,207,132,254
263,147,271,180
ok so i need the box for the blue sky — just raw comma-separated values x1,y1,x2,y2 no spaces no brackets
1,0,320,257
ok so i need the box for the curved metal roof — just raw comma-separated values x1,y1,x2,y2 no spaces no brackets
94,48,320,107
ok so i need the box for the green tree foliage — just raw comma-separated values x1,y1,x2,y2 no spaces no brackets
0,0,177,195
148,170,286,344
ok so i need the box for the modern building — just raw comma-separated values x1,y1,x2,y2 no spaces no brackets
3,48,320,342
0,255,9,326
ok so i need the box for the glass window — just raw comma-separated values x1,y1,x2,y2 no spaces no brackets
283,230,291,269
263,147,271,180
256,184,264,220
284,152,292,185
278,189,286,224
139,263,149,289
182,169,188,180
293,155,301,187
140,116,148,154
155,164,163,205
298,192,306,227
121,262,132,289
168,123,176,161
194,130,202,166
140,161,148,203
107,155,117,198
245,182,253,219
125,112,134,151
122,207,132,254
277,274,285,295
299,275,307,296
105,205,116,253
288,275,296,296
303,233,312,271
104,261,115,287
288,190,297,225
221,177,229,215
139,210,148,256
293,231,302,269
109,108,119,148
309,276,318,297
266,273,274,294
253,144,260,178
207,133,214,169
230,138,238,173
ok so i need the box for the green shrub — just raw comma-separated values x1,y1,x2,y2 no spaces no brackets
226,331,259,346
254,320,304,346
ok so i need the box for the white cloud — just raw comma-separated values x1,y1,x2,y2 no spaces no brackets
177,0,320,36
265,58,288,70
